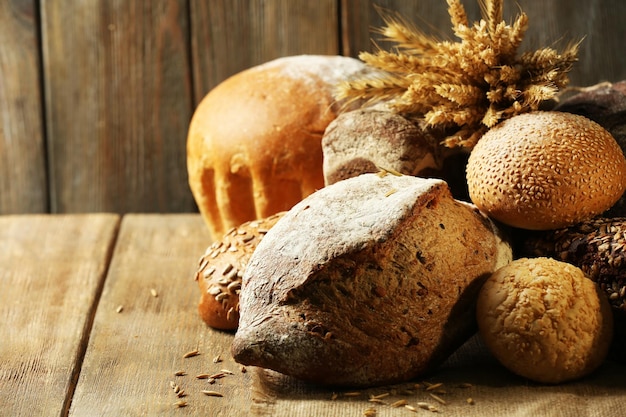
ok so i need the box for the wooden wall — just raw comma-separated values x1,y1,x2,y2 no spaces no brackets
2,0,625,215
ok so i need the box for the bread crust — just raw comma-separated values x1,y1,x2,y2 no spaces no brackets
187,55,372,240
231,173,512,387
195,212,284,330
321,109,442,185
476,257,613,384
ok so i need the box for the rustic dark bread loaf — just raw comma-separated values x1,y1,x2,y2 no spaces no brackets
322,109,443,184
195,212,285,330
520,217,626,361
231,173,512,387
321,108,470,200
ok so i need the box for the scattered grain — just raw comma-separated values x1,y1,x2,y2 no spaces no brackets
425,382,444,391
390,399,408,407
173,400,187,408
417,402,431,410
363,407,377,417
150,288,158,298
201,390,224,397
368,398,386,404
429,393,447,405
183,349,200,359
115,305,123,313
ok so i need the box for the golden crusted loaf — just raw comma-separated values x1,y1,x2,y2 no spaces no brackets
187,55,374,240
231,173,512,387
195,212,285,330
476,257,613,384
466,111,626,231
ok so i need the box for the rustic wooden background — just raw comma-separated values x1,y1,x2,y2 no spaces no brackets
2,0,625,215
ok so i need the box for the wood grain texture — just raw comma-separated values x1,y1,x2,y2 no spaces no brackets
2,214,626,416
67,214,255,416
340,0,626,86
40,0,195,214
2,0,626,216
189,0,339,105
0,0,48,213
0,214,120,417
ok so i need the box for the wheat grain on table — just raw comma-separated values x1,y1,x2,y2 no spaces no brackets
2,214,626,417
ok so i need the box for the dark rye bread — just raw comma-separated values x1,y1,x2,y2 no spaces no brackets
321,109,442,185
231,173,512,387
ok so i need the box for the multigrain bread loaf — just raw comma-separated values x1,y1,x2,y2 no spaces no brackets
195,212,285,330
231,173,512,387
520,217,626,361
187,55,374,240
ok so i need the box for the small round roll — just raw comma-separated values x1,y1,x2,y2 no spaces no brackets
477,257,613,384
466,111,626,230
195,212,285,330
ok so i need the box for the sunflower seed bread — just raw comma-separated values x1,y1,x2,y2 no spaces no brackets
195,212,285,330
231,173,512,387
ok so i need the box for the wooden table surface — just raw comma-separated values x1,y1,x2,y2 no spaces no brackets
3,214,626,417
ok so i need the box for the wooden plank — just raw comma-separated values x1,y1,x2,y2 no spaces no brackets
0,0,48,214
40,0,195,214
341,0,626,86
65,214,626,416
190,0,339,104
68,214,256,416
0,214,120,417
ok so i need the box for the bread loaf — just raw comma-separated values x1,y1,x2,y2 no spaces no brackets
477,257,613,384
322,109,443,185
231,173,512,387
555,81,626,217
187,55,374,240
520,217,626,361
195,212,284,330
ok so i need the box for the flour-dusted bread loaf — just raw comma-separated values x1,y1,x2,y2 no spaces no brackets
231,173,512,387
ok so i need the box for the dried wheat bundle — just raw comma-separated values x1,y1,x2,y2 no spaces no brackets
337,0,581,148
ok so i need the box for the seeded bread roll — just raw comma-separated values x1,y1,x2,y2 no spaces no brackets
195,212,285,330
555,81,626,217
231,173,512,387
466,111,626,230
